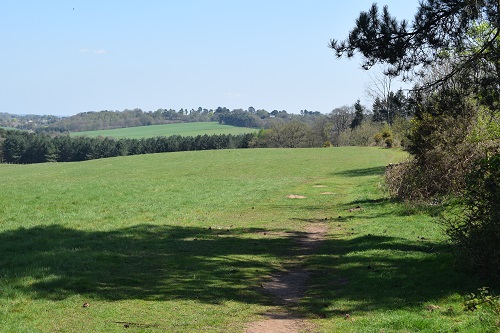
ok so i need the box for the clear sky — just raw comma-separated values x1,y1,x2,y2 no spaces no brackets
0,1,418,116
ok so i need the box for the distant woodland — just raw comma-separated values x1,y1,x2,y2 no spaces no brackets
0,96,415,164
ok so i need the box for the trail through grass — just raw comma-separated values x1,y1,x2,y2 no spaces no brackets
0,147,497,332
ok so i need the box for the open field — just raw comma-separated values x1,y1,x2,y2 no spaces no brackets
69,122,258,138
0,147,497,332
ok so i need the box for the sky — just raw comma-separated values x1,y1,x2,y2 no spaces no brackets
0,1,419,116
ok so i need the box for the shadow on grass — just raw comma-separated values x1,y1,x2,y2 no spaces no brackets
0,224,295,304
302,234,481,318
0,223,489,318
331,166,387,178
341,197,448,219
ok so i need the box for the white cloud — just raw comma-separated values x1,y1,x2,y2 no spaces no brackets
93,49,108,54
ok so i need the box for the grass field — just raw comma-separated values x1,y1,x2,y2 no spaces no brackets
0,147,497,332
70,122,258,138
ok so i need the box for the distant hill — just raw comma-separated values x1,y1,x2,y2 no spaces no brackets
46,109,202,132
0,112,60,130
45,108,323,133
70,122,258,139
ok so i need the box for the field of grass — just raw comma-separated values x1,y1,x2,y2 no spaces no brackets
0,147,497,332
70,122,258,138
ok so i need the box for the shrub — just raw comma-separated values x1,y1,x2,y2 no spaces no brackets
384,136,394,148
442,153,500,280
385,141,497,201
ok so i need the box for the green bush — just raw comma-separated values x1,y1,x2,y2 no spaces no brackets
384,136,394,148
443,154,500,280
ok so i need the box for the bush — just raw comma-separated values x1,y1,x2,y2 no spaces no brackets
374,126,397,148
384,136,394,148
385,141,497,201
442,154,500,280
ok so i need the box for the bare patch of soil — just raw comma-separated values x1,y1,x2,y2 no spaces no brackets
312,185,327,188
286,195,307,199
320,192,336,195
244,223,327,333
245,313,313,333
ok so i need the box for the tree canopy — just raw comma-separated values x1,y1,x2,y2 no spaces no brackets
330,0,499,91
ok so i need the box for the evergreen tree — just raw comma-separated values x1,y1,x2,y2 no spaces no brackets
350,100,364,129
329,0,499,93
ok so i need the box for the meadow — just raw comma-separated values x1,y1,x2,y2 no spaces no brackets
69,122,258,138
0,147,497,332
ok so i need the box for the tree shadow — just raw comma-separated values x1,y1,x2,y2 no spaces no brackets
331,166,387,177
0,224,296,304
1,220,491,321
301,234,485,318
341,197,447,219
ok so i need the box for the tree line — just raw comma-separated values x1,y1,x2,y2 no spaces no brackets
0,128,253,164
13,107,321,133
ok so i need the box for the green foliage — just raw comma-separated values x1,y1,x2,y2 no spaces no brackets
371,89,410,125
443,154,500,280
467,108,500,143
380,129,393,148
383,77,496,199
462,287,500,331
464,287,500,313
350,99,364,129
338,121,382,146
372,126,396,148
391,116,413,149
384,136,394,148
46,108,329,133
249,121,320,148
0,113,60,130
330,0,499,83
1,130,255,164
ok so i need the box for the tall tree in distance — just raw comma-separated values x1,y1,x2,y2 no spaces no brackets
350,99,365,129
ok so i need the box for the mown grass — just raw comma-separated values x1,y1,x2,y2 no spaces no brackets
0,147,498,332
69,122,258,138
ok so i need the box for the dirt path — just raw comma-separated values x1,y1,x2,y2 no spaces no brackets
245,223,328,333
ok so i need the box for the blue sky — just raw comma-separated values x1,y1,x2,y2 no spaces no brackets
0,1,418,116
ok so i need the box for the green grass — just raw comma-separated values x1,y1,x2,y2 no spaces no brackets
0,147,497,333
69,122,258,138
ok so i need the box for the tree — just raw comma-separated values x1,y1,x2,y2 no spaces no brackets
330,1,499,90
371,89,409,125
329,106,353,145
256,109,269,119
350,100,365,129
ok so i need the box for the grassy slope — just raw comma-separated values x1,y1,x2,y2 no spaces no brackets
0,147,496,333
69,122,258,138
